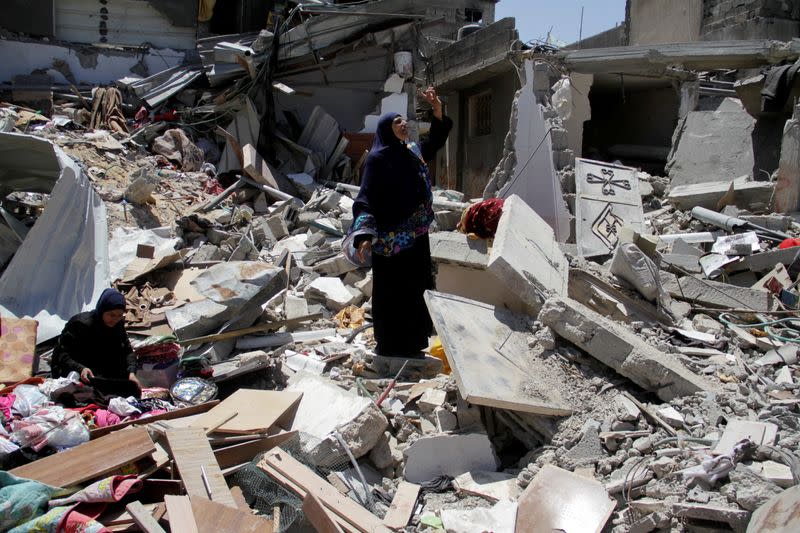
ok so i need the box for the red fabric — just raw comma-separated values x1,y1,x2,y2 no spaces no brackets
779,238,800,249
459,198,505,238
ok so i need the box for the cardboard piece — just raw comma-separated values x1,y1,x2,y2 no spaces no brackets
0,316,37,383
164,495,199,533
189,389,302,434
516,464,615,533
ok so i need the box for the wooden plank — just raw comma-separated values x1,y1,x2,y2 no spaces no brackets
178,313,322,346
191,496,273,533
164,495,199,533
259,448,389,533
383,481,420,530
243,143,280,189
189,389,303,435
126,501,167,533
205,411,239,435
303,492,345,533
214,431,299,469
230,486,250,513
11,427,154,487
90,401,219,439
424,291,573,416
165,427,237,508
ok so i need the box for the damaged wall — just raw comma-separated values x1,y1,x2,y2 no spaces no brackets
628,0,702,45
457,71,518,199
0,39,187,85
701,0,800,41
54,0,197,49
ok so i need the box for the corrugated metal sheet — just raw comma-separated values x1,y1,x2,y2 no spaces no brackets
55,0,196,50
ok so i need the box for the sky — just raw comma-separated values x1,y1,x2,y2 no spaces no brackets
494,0,628,46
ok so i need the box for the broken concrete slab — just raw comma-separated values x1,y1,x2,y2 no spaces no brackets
312,254,358,277
747,460,794,489
539,296,717,400
775,102,800,213
659,272,779,312
667,177,775,210
429,231,489,267
487,194,568,313
417,388,446,413
747,485,800,533
575,158,644,257
485,61,570,241
304,277,360,311
166,299,232,340
713,419,778,456
191,262,285,308
672,502,750,533
666,98,755,188
516,464,615,533
452,471,520,502
284,293,309,320
425,291,572,416
440,499,517,533
403,433,499,484
286,372,388,460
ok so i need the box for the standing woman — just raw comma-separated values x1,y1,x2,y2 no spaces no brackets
348,87,452,358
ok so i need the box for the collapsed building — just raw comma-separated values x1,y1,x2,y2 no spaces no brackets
1,0,800,532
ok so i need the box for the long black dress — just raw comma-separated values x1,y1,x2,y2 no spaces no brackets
351,112,452,356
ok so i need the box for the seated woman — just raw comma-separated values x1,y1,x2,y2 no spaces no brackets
51,288,142,390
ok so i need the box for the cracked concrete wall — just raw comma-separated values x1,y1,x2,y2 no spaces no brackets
0,39,187,84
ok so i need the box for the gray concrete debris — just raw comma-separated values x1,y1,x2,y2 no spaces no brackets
660,272,779,313
304,276,361,311
667,177,775,210
609,242,659,301
487,194,568,313
539,296,718,400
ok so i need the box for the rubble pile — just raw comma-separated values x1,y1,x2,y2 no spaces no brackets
1,2,800,533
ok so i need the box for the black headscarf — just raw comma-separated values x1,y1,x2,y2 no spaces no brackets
354,113,428,231
95,288,126,318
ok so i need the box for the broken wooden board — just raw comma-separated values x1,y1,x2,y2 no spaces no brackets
303,492,344,533
126,501,166,533
713,419,778,456
214,431,298,469
189,389,303,434
164,495,199,533
424,291,572,416
516,464,616,533
383,481,420,530
258,448,390,533
191,496,273,533
230,486,250,513
165,427,237,508
90,400,219,439
243,143,280,189
11,427,155,487
575,158,644,257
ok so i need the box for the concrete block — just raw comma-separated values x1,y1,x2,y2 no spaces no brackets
166,299,231,340
191,262,285,308
539,296,718,400
284,292,309,320
287,372,388,459
304,277,359,311
657,406,685,428
264,214,290,241
660,272,779,313
435,263,527,313
434,210,461,231
433,407,458,432
417,388,446,413
667,178,774,210
403,433,499,484
667,98,755,188
312,254,358,277
354,271,373,298
429,231,489,267
342,270,365,287
487,194,568,313
614,395,641,422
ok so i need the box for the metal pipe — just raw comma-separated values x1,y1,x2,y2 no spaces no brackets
240,175,298,203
